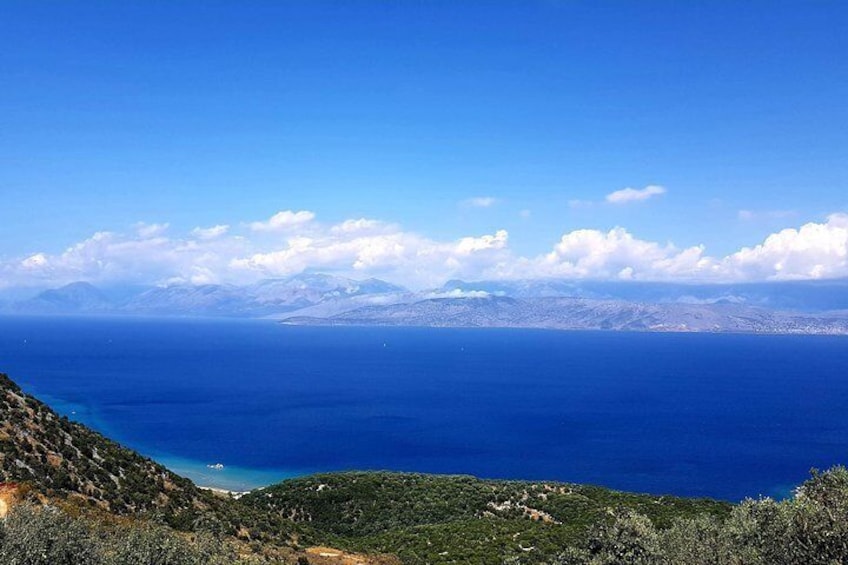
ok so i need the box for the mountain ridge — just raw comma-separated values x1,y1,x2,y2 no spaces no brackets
283,295,848,335
3,275,848,335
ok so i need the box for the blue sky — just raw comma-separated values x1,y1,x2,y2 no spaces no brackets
1,1,847,289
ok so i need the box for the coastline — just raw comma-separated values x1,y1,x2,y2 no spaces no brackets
33,392,297,492
154,454,302,492
197,485,250,499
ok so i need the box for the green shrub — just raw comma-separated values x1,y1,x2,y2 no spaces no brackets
0,503,101,565
0,503,238,565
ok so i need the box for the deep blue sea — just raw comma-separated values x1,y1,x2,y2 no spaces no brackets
2,315,848,500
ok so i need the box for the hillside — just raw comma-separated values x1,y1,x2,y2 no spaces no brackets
1,373,199,516
0,372,299,544
241,472,730,564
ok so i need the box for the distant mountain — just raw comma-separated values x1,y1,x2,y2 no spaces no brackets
249,273,407,312
6,275,848,334
284,295,848,334
12,282,114,314
123,283,260,317
3,274,409,318
439,278,848,312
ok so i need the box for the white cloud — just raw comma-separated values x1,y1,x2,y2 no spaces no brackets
423,289,491,299
605,185,666,205
191,224,230,239
722,213,848,280
230,228,511,288
249,210,315,232
455,230,508,255
462,196,498,208
6,226,252,288
528,227,711,281
21,253,48,269
5,210,848,291
136,222,169,238
329,218,388,235
520,214,848,282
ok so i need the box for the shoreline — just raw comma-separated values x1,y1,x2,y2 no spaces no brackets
154,454,302,493
197,485,251,499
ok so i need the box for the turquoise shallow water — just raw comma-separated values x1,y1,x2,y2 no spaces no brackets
2,315,848,500
37,392,299,491
153,455,298,492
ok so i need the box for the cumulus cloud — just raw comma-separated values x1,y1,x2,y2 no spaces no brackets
520,214,848,282
530,227,711,280
605,185,666,205
462,196,498,208
6,226,252,288
455,230,508,255
722,213,848,280
191,224,230,239
4,210,848,291
230,227,511,288
249,210,315,232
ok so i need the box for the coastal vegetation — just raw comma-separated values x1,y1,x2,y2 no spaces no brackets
3,372,848,564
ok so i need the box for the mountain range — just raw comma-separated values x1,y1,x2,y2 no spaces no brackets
1,274,409,318
3,274,848,334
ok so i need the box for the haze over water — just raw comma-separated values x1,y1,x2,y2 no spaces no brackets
2,315,847,499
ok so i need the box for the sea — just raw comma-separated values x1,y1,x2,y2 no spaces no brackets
2,315,847,501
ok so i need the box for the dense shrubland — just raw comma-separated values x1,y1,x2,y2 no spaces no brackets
0,503,240,565
241,471,730,564
239,468,848,564
541,466,848,565
3,467,848,564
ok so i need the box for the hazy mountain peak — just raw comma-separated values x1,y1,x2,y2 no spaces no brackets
15,281,112,314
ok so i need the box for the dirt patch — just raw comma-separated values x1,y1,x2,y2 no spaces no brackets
0,483,20,519
304,546,400,565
